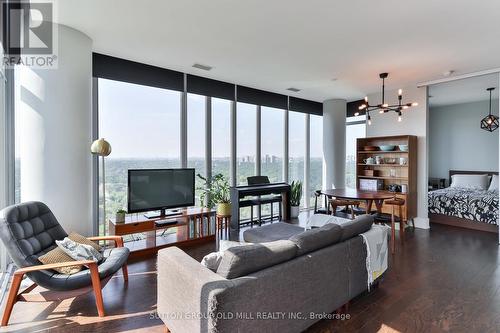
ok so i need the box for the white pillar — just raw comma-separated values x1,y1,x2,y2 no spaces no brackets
322,99,346,190
17,25,93,236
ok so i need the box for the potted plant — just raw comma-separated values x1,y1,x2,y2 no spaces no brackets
197,173,231,216
115,209,127,223
290,180,302,219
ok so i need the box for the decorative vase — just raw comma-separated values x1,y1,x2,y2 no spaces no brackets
216,203,231,216
290,206,300,219
115,212,126,223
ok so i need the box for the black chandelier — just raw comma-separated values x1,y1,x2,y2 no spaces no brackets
480,87,499,132
356,73,418,125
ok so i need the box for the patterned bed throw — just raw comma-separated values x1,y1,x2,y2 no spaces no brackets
359,224,390,290
428,188,499,224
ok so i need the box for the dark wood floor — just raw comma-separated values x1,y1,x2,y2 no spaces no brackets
2,218,500,333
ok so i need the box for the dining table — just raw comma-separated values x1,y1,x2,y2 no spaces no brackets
319,188,396,214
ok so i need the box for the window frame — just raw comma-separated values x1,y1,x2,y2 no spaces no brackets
92,76,324,232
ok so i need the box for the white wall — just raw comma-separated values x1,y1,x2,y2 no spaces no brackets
366,85,429,228
17,25,93,236
429,100,499,182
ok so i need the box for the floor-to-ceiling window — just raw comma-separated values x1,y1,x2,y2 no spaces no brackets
310,114,323,206
237,102,257,185
261,106,284,182
288,111,306,207
346,115,366,189
98,78,181,235
212,97,231,180
187,93,206,205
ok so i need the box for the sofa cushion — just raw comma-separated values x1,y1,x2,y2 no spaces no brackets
339,214,374,241
243,222,304,243
216,240,297,279
289,223,342,256
201,240,245,272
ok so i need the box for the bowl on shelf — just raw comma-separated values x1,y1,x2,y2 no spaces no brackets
363,146,379,151
379,145,396,151
398,144,409,152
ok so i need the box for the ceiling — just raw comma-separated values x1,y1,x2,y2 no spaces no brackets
54,0,500,102
429,74,499,107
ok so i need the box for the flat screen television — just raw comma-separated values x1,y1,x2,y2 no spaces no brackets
128,168,195,218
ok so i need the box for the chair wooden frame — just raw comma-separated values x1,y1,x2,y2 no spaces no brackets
1,235,128,326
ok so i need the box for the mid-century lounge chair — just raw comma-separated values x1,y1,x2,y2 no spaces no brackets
0,201,130,326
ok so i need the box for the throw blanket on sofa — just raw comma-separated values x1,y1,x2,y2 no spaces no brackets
359,224,390,289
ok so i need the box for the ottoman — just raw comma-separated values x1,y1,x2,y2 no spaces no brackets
243,222,305,243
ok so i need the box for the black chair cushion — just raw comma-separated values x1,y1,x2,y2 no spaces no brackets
31,246,130,291
0,201,67,269
0,201,130,291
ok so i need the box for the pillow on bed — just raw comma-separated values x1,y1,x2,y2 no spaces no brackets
450,174,489,190
488,175,499,191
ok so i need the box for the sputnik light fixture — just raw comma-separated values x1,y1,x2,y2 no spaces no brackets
480,87,499,132
355,73,418,125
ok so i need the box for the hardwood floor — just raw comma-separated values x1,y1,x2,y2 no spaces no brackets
2,218,500,332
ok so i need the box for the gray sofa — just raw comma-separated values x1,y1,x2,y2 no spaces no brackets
157,215,377,333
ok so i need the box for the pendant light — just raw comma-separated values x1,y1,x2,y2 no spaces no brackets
480,87,499,132
355,73,418,125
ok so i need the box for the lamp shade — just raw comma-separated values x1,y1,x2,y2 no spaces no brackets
90,138,112,156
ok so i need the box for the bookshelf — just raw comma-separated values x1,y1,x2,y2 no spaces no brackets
356,135,418,220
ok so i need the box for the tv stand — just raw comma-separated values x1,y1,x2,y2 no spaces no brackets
144,209,181,219
109,207,216,258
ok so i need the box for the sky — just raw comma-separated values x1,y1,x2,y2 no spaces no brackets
98,78,362,159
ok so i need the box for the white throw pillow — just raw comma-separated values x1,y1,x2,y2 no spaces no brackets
201,240,245,271
488,174,499,191
56,237,103,262
450,174,489,190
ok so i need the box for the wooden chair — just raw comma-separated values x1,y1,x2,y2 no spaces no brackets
329,198,361,220
313,190,329,215
0,201,129,326
385,197,406,254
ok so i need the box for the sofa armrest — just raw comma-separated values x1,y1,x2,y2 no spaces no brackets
157,247,233,333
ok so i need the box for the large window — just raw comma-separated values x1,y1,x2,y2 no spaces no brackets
212,98,231,179
187,93,206,205
288,111,306,207
346,116,366,189
236,102,257,185
310,114,323,206
98,78,181,234
261,106,284,182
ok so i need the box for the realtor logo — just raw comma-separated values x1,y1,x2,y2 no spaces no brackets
1,0,58,68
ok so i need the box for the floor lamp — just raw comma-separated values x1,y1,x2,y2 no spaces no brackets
91,138,112,235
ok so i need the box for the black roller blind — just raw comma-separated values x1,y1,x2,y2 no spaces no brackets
187,74,235,100
237,85,288,110
92,53,184,92
289,97,323,116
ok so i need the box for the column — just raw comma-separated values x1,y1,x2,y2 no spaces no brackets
17,25,93,236
322,99,347,190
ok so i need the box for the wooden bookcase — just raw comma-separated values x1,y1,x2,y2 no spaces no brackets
356,135,418,220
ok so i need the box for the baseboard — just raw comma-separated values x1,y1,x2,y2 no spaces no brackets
413,217,430,229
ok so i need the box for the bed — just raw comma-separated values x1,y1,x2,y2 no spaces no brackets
428,170,499,233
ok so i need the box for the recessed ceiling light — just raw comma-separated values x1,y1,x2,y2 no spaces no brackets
192,63,213,71
443,70,455,77
287,87,301,92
